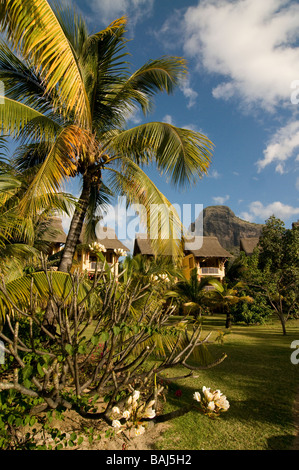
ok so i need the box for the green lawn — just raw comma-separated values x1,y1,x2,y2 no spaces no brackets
154,314,299,450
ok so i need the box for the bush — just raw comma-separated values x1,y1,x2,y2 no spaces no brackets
0,258,226,447
231,293,272,325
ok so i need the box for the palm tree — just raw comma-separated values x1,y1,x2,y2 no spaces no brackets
0,1,213,274
174,268,213,318
208,279,253,329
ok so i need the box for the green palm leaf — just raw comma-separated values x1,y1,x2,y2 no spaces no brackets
106,158,183,258
0,271,90,321
105,122,213,187
0,0,91,125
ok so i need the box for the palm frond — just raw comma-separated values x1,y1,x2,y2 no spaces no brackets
106,158,183,258
105,122,213,187
0,40,57,115
112,56,187,116
0,271,90,320
18,125,83,215
0,97,49,138
0,0,91,125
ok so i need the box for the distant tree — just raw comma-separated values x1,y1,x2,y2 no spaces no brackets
258,215,286,271
242,216,299,335
174,268,212,318
208,279,253,329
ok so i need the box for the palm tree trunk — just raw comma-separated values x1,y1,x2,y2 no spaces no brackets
225,307,232,329
59,178,90,273
42,178,90,329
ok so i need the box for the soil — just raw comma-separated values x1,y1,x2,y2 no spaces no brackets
15,388,299,450
24,409,170,450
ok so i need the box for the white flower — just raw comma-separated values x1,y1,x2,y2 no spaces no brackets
112,406,120,414
132,390,140,402
216,396,230,411
143,407,156,419
89,242,106,253
114,248,127,257
213,390,222,401
202,386,213,402
123,410,131,420
207,401,215,411
134,425,145,436
112,420,122,429
193,392,201,402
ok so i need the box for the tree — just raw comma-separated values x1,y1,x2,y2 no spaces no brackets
0,1,213,276
0,144,74,281
208,279,253,329
174,268,212,318
0,257,226,447
242,216,299,335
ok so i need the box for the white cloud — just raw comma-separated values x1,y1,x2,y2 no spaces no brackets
163,114,175,125
257,120,299,172
182,0,299,110
212,195,230,205
179,75,198,108
207,169,221,179
241,200,299,222
89,0,154,28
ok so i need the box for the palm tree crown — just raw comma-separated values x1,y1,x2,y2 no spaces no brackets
0,0,213,272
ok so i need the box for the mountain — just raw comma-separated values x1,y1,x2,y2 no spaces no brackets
190,205,264,255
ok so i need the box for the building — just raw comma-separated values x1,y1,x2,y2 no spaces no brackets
133,234,155,258
133,233,233,282
239,237,260,256
75,226,129,276
43,218,129,275
182,235,233,282
41,217,67,256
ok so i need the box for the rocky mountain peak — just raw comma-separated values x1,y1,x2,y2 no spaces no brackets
190,205,264,255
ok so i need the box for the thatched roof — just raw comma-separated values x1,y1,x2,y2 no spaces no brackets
133,234,232,259
133,234,182,257
184,236,233,258
79,226,129,252
42,217,67,244
240,237,259,255
133,235,155,256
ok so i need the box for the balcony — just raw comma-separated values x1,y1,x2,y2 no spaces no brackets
198,267,224,279
200,267,220,275
83,261,114,272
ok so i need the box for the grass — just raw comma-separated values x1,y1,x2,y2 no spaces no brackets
154,314,299,450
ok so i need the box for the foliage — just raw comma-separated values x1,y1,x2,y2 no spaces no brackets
0,1,214,273
241,216,299,335
230,291,272,325
0,258,226,448
207,279,253,329
173,268,212,318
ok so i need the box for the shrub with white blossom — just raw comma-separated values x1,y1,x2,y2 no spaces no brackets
89,242,106,253
110,390,156,436
193,386,230,417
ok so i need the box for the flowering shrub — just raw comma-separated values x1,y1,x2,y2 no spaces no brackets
114,248,127,257
89,242,106,253
110,390,156,436
193,386,230,417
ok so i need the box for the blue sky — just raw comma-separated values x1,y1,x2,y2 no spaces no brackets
58,0,299,243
